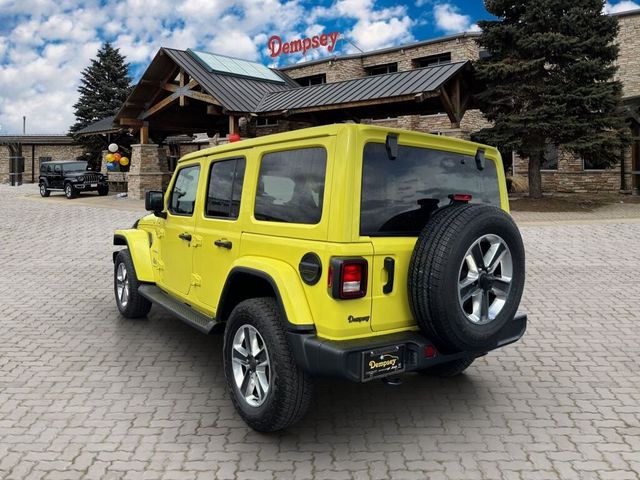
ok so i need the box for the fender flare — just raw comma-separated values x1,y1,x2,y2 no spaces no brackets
219,258,315,331
113,229,155,282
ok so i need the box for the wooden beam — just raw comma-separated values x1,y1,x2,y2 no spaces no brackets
439,87,459,128
120,117,144,127
140,122,149,144
183,90,222,106
179,70,186,107
228,115,239,135
140,93,179,120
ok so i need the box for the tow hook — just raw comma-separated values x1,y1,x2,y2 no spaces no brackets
382,376,403,386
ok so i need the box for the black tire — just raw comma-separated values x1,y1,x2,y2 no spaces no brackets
223,298,313,432
64,183,77,199
39,183,50,197
408,204,525,352
419,357,474,377
98,185,109,196
114,250,151,318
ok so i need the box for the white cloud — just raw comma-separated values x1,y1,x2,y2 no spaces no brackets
0,0,420,133
604,0,640,13
433,3,476,33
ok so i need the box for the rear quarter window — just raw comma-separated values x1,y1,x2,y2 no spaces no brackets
360,142,500,236
254,147,327,225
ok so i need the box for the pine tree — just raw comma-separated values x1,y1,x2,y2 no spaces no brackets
473,0,628,198
70,42,133,166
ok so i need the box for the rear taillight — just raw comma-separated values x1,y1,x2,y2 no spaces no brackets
329,257,368,299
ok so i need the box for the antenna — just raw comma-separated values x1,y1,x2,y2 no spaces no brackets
340,34,364,53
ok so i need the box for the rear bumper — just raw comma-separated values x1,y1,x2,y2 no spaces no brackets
287,313,527,382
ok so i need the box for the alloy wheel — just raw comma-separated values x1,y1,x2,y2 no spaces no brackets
457,234,513,325
116,262,130,308
231,324,271,407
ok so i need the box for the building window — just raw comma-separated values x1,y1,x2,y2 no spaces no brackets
295,74,326,86
540,143,558,170
479,49,491,60
256,117,279,127
413,52,452,68
365,63,398,76
583,157,607,170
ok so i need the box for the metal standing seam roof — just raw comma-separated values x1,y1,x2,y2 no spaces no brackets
256,61,468,113
161,48,298,113
75,115,118,135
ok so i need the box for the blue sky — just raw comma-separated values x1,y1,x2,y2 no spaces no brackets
0,0,638,133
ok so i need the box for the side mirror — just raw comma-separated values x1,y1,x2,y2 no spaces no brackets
145,190,166,218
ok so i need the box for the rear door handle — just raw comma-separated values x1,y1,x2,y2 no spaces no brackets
178,232,192,242
383,257,395,294
214,239,232,249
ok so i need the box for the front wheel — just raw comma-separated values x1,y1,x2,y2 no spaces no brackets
224,298,313,432
39,183,50,197
114,250,151,318
64,183,77,199
98,185,109,196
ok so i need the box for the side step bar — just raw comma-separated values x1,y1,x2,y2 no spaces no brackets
138,284,217,334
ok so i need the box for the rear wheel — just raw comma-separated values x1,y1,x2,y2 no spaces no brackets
223,298,313,432
64,183,77,199
39,183,50,197
114,250,151,318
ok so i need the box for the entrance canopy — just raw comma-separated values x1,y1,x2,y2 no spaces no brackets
108,47,478,143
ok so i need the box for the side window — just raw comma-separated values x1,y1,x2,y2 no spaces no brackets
168,165,200,216
53,165,61,174
206,158,246,219
254,147,327,224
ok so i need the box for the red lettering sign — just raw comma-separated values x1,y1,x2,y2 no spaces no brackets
268,32,341,58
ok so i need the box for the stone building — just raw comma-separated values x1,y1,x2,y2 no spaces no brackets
0,135,83,184
79,9,640,197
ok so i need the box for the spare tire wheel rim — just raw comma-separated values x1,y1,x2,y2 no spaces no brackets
232,325,271,407
458,234,513,325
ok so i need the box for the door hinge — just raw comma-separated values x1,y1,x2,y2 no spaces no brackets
152,257,165,271
191,235,203,247
190,273,202,287
157,229,165,239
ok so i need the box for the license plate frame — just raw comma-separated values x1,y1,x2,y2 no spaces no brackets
362,344,405,381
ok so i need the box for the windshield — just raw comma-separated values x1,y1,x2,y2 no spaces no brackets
360,142,501,236
62,161,88,173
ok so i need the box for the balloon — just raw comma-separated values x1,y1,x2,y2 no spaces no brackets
108,143,118,153
229,133,241,143
105,153,114,162
113,153,122,161
106,162,116,171
119,156,129,166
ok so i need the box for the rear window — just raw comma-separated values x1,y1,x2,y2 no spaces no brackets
360,142,500,236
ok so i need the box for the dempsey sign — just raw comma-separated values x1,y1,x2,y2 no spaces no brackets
268,32,340,58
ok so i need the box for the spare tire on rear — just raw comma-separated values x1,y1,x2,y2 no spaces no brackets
408,204,525,352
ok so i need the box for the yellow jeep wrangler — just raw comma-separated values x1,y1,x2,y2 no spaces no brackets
113,124,526,431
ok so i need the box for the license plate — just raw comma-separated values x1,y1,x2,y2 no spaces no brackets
362,345,405,381
91,183,97,187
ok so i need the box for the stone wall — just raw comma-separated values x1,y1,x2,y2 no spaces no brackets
0,144,83,184
512,147,630,193
283,34,481,82
127,144,172,200
615,12,640,98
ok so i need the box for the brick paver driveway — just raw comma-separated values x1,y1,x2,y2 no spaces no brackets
1,184,639,480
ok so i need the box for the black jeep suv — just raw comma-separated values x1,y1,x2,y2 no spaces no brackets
39,161,109,199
